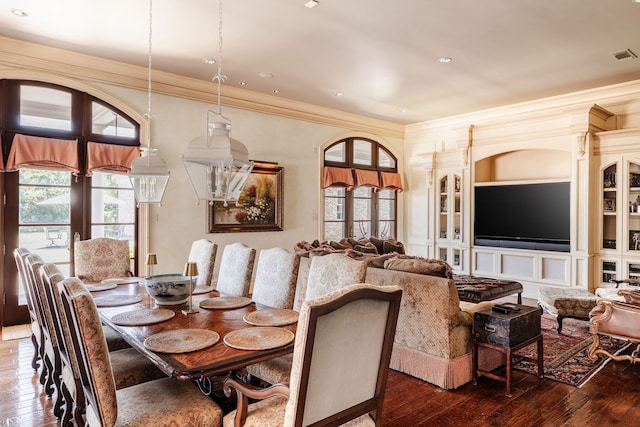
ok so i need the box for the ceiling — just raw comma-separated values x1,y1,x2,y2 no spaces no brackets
1,0,640,124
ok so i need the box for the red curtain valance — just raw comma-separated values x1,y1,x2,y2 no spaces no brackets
380,171,404,192
354,169,380,189
323,166,354,190
86,141,140,176
324,167,403,192
5,134,80,174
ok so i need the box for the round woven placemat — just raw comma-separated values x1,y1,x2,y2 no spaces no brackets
199,296,252,310
243,309,299,327
144,329,220,353
101,277,141,285
111,308,176,326
85,283,118,292
224,327,294,351
93,295,143,307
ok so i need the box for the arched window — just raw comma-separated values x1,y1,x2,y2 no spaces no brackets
1,79,140,325
323,137,402,240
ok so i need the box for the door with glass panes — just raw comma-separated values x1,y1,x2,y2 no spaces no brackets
1,81,139,326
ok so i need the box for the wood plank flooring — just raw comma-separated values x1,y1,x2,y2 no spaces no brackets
2,330,640,426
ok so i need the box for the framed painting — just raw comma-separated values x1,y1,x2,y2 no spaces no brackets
208,161,283,233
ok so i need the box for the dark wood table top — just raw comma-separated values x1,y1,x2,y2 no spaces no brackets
96,282,297,381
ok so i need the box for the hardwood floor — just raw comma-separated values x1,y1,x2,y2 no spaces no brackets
2,331,640,426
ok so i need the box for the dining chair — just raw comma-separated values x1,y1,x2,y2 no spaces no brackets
224,283,402,427
74,237,132,282
216,242,256,297
13,248,43,373
247,253,368,386
24,253,65,418
56,277,223,427
250,247,300,309
41,263,166,426
188,239,218,287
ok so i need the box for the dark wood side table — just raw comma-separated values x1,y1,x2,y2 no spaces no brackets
472,304,544,397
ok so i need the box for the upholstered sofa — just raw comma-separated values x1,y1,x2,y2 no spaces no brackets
292,256,500,390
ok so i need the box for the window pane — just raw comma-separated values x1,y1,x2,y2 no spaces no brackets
379,147,395,168
324,195,345,221
378,198,395,221
324,222,345,241
324,187,345,197
353,139,372,165
353,190,372,221
19,169,71,186
20,85,72,131
92,102,136,138
378,221,395,239
324,142,345,163
19,170,71,225
91,172,136,236
353,221,371,239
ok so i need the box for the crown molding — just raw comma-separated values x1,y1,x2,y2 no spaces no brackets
0,36,404,139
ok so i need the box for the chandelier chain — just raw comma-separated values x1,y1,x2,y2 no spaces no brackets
145,0,154,147
213,0,227,115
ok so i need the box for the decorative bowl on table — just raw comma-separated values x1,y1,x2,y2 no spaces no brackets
144,274,197,305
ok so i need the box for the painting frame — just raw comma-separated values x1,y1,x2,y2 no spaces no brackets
207,161,283,233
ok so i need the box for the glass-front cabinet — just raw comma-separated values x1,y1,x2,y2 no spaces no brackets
436,172,463,271
598,158,640,287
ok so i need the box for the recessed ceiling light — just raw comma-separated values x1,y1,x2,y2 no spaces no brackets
238,81,246,86
272,89,280,94
400,109,407,113
305,0,319,9
10,8,27,17
202,58,216,65
258,72,274,79
334,91,343,97
437,57,452,63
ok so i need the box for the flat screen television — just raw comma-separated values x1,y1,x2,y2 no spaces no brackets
474,182,570,252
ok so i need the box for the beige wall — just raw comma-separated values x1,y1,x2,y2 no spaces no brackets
0,37,404,280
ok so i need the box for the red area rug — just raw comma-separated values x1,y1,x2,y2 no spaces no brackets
513,314,630,387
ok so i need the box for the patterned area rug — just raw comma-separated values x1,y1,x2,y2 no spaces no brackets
513,314,631,387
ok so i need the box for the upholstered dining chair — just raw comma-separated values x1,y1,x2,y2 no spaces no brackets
56,277,223,427
188,239,218,287
246,253,367,386
41,263,166,426
224,283,402,427
13,248,44,373
24,253,64,417
589,290,640,364
74,237,132,282
250,247,300,309
216,242,256,297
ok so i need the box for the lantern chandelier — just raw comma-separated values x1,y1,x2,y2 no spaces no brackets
182,0,253,206
128,0,170,205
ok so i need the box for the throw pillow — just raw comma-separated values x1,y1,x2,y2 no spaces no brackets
383,240,405,254
369,237,385,254
354,243,378,254
384,257,451,278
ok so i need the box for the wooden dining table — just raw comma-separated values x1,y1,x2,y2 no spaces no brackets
94,280,297,385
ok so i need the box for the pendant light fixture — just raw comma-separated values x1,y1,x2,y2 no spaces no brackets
129,0,170,205
182,0,253,207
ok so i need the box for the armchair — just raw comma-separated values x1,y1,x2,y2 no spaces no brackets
224,283,402,427
588,292,640,363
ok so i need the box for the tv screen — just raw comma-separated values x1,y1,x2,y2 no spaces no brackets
474,182,570,252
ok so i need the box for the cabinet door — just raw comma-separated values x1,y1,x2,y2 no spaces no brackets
437,175,448,239
602,163,618,251
627,161,640,253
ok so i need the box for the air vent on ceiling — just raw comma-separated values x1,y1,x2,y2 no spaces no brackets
611,49,637,61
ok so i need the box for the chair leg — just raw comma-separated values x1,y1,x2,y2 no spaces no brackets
557,315,564,334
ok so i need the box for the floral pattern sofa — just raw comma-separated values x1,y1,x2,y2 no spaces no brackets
292,247,500,390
